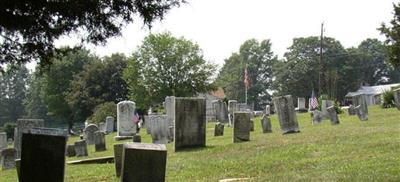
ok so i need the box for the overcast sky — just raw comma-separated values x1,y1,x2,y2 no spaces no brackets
55,0,397,68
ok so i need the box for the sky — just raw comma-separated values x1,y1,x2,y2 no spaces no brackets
53,0,397,69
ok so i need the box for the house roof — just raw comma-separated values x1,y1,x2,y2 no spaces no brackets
345,83,400,97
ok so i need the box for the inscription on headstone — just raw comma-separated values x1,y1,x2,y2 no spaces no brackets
116,101,136,138
20,127,67,182
233,112,251,143
273,95,300,134
174,97,206,151
121,143,167,182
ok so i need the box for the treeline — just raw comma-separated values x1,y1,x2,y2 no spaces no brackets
1,33,399,131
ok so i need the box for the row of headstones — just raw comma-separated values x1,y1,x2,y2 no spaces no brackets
211,99,251,125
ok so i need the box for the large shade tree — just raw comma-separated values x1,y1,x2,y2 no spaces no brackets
379,2,400,69
0,0,185,70
123,32,216,109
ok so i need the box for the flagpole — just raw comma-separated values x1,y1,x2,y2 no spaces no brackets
245,88,248,105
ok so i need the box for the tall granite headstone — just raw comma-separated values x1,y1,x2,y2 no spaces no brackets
393,89,400,110
228,100,238,126
84,124,99,145
214,122,224,136
149,115,169,144
105,116,115,134
261,115,272,133
327,106,340,125
295,97,307,112
353,94,368,121
114,144,123,177
273,95,300,134
115,101,136,140
212,100,229,123
321,100,334,119
1,148,16,170
20,127,67,182
94,131,106,152
233,112,251,143
121,143,167,182
174,97,206,151
15,119,44,158
0,132,7,150
74,140,88,157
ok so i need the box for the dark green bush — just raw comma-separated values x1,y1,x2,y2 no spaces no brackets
89,102,117,124
381,90,395,108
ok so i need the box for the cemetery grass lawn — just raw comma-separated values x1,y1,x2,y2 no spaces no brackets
1,106,399,181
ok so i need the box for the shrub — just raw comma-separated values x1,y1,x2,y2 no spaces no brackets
3,122,17,139
381,90,395,108
89,102,117,124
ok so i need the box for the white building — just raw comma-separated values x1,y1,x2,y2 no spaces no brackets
345,83,400,106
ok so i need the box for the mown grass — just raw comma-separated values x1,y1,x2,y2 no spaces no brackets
1,106,399,181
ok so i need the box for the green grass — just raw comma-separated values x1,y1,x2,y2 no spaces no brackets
1,106,399,181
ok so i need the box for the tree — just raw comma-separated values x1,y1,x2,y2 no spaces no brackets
0,0,185,69
24,72,51,122
66,53,128,121
379,2,400,68
123,32,216,109
41,47,94,131
216,39,277,109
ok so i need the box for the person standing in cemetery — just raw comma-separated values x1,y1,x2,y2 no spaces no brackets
133,110,141,133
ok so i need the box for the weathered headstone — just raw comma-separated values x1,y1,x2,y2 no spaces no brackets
113,144,123,177
165,96,175,142
0,132,7,150
265,105,271,116
149,115,169,144
1,148,16,170
311,110,323,125
66,145,76,157
355,105,368,121
393,89,400,110
214,122,224,136
84,124,99,145
14,119,44,158
115,101,136,141
145,115,151,135
105,116,115,134
295,97,307,112
233,112,251,143
261,115,272,133
237,103,249,111
94,131,106,152
174,97,206,151
228,100,238,126
348,105,357,115
20,127,67,182
212,100,229,123
99,122,106,133
327,106,340,125
353,94,368,115
121,143,167,182
133,134,141,143
74,140,88,157
249,119,254,131
321,100,334,119
273,95,300,134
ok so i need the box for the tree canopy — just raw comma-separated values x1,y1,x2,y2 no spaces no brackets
379,2,400,69
0,0,185,69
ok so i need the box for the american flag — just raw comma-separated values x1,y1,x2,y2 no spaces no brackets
244,66,251,90
310,90,318,109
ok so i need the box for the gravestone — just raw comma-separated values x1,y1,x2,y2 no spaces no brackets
261,115,272,133
273,95,300,134
84,124,99,145
144,115,151,134
295,97,307,112
94,131,106,152
105,116,115,134
237,103,249,111
311,110,323,125
133,134,141,143
228,100,238,127
321,100,334,119
233,112,251,143
165,96,175,142
212,100,229,123
265,105,271,116
115,101,136,140
348,105,357,115
0,132,7,150
74,140,88,157
393,89,400,110
352,94,368,115
114,144,123,177
249,119,254,131
15,119,44,158
327,106,340,125
149,115,169,144
355,105,368,121
66,145,76,157
20,127,67,182
1,148,16,170
174,97,206,151
214,122,224,136
121,143,167,182
99,122,106,133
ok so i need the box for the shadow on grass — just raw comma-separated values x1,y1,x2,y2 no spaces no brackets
173,145,216,152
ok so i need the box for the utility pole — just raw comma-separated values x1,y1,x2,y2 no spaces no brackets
318,22,324,97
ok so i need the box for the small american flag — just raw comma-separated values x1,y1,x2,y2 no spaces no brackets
310,90,318,109
244,66,251,90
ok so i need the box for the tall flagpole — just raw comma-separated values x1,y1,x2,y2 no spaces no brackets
245,86,248,104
